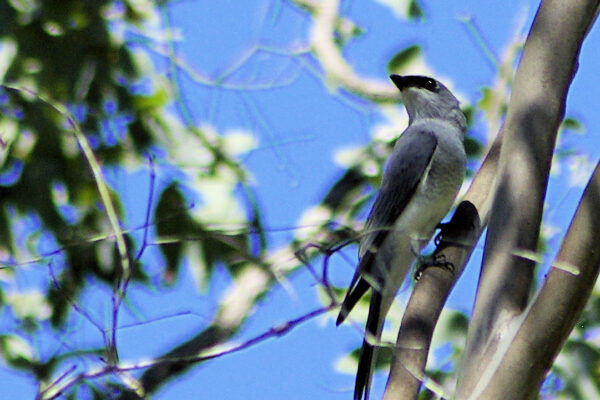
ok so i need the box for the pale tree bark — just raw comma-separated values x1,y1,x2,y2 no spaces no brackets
469,160,600,398
457,0,600,399
383,0,600,399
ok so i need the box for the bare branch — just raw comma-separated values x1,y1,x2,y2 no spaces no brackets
135,155,156,261
1,83,133,364
469,159,600,398
39,303,334,399
307,0,399,101
384,201,481,400
458,1,600,398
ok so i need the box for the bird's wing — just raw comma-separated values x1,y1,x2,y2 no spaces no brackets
340,127,438,400
336,127,438,325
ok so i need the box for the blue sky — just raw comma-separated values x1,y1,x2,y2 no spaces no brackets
2,0,600,399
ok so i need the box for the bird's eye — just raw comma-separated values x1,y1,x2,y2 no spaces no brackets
423,78,438,91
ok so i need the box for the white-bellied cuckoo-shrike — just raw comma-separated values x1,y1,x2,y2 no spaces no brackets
336,75,467,400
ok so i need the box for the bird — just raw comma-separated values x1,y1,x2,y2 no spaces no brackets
336,75,467,400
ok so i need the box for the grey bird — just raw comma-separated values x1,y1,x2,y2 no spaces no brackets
336,75,467,400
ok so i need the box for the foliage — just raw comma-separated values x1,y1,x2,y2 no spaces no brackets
0,0,599,399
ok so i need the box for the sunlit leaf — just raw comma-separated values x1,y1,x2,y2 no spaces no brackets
387,45,422,74
478,87,494,113
374,0,425,21
133,89,168,112
6,290,51,321
222,129,258,157
0,334,34,367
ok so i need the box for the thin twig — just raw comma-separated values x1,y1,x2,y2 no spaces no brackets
135,155,157,261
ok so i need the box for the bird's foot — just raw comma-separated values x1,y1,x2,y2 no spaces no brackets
414,253,455,280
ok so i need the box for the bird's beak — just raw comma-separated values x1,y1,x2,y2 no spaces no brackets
390,74,406,91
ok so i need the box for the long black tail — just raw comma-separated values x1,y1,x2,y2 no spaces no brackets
354,290,383,400
337,252,376,326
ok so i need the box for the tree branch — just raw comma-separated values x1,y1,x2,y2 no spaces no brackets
307,0,399,101
471,159,600,398
457,1,600,398
383,201,480,400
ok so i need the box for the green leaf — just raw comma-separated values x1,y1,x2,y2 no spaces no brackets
561,117,583,133
374,345,393,370
347,342,392,371
408,0,425,21
373,0,425,21
199,229,249,277
334,19,364,46
387,45,421,74
155,183,193,280
0,206,14,253
464,136,484,158
133,89,168,112
478,87,494,112
462,105,476,127
322,167,367,211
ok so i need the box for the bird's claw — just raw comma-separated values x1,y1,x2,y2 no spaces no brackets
414,253,455,280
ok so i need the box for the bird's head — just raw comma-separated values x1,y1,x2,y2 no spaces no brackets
390,74,467,132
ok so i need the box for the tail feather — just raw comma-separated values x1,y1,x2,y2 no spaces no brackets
337,252,376,326
354,291,384,400
336,278,370,326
